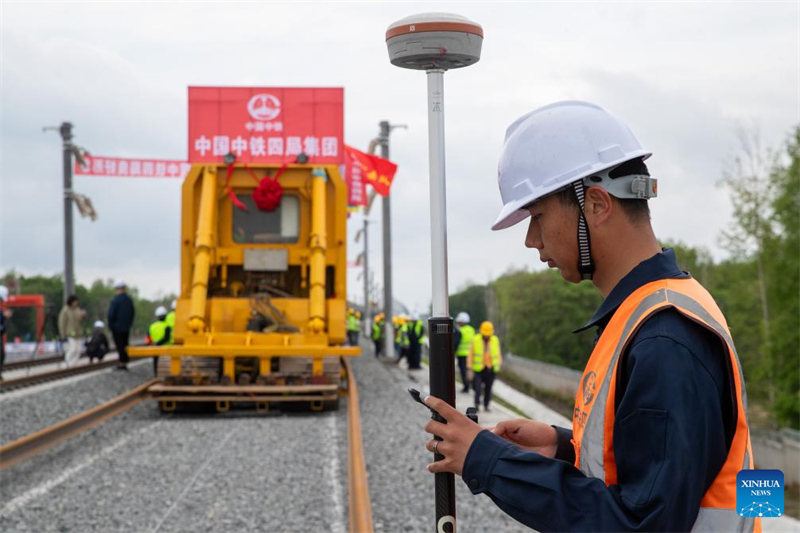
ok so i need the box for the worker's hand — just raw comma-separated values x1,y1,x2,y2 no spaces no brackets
467,369,474,381
423,396,483,477
492,419,558,458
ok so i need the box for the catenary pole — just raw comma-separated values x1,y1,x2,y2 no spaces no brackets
60,122,75,303
363,218,370,340
379,121,395,359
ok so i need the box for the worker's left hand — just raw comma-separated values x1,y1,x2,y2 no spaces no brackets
423,395,484,477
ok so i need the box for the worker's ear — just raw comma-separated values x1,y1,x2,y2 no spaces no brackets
584,186,612,228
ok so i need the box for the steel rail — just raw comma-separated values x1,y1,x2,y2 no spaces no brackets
4,355,65,372
343,358,374,533
0,360,119,393
0,379,157,470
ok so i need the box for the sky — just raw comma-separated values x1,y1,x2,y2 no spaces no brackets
1,1,798,314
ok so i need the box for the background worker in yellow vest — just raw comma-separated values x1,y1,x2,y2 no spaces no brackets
453,312,475,393
165,299,176,344
467,321,502,412
395,315,409,365
405,312,425,370
372,313,385,358
392,315,404,362
421,102,759,532
147,306,172,375
346,308,360,346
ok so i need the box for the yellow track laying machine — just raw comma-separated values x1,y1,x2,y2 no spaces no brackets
129,161,360,412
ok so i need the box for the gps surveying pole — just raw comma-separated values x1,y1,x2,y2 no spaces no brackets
386,14,483,533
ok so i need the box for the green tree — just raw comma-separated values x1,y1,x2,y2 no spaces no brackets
719,128,780,406
492,269,600,370
764,127,800,428
449,284,488,327
1,272,175,342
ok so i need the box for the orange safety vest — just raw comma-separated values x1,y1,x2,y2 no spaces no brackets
571,278,760,532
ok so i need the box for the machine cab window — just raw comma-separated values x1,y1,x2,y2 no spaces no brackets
232,194,300,244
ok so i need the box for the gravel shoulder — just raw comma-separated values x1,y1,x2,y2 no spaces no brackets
351,352,526,533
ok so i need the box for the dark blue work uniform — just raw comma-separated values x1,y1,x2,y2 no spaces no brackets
462,249,734,532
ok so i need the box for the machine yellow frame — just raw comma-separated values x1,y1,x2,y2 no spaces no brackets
129,162,360,396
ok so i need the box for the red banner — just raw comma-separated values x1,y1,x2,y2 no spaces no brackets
74,155,190,178
345,145,398,197
344,148,367,207
188,87,344,164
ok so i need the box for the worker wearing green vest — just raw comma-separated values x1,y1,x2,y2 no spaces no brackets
346,308,361,346
147,305,173,375
406,312,425,370
454,312,476,393
468,321,502,411
165,299,176,344
395,316,409,364
372,313,385,358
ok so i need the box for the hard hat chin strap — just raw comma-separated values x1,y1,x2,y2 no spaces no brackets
572,181,595,280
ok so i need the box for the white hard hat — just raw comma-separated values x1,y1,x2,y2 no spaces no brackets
94,320,105,329
170,299,177,310
155,306,168,317
455,312,470,324
492,101,654,231
0,285,8,302
411,312,420,321
113,280,126,289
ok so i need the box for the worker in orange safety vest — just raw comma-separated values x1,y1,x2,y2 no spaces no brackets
420,101,760,532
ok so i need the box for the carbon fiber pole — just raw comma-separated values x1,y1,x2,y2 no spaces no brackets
429,316,456,532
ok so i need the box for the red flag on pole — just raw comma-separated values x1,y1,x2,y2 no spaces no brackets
345,145,398,197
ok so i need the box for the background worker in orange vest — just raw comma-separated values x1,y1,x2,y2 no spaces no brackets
421,101,759,532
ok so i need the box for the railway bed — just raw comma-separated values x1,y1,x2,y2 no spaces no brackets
0,360,120,393
1,352,526,532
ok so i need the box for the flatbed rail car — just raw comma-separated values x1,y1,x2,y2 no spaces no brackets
129,161,360,411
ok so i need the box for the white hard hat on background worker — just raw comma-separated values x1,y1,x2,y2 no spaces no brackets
455,312,470,324
0,285,8,302
154,306,168,318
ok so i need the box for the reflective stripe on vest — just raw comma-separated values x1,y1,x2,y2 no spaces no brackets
472,335,500,372
456,325,475,357
149,320,170,345
571,278,759,533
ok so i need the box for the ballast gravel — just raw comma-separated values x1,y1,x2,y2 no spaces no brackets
350,352,526,533
0,359,154,446
1,405,348,532
2,349,527,532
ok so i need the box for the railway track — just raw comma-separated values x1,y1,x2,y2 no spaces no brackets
3,355,65,372
0,360,119,393
0,359,374,532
